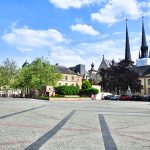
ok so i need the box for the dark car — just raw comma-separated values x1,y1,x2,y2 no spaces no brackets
104,95,113,100
130,95,142,101
141,95,150,101
120,95,131,100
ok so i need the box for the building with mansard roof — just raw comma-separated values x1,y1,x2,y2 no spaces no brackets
55,64,83,88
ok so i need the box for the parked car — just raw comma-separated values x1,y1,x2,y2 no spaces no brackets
120,95,131,100
141,95,150,101
110,95,120,100
104,94,113,100
101,93,113,100
130,95,142,101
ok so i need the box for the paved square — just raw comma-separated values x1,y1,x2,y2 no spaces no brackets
0,98,150,150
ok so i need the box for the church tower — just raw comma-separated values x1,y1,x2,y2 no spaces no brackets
125,19,131,60
136,16,150,66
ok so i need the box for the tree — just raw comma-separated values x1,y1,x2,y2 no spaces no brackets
12,58,62,97
0,58,17,91
99,59,143,94
82,80,92,89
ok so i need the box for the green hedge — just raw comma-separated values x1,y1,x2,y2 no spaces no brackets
55,85,79,95
80,88,99,96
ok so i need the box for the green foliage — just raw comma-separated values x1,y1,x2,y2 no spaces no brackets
0,58,17,89
55,85,79,95
99,59,143,94
80,88,99,96
82,80,91,89
12,57,62,92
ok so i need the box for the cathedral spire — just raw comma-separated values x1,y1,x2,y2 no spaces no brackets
141,15,148,58
125,19,131,60
142,16,147,47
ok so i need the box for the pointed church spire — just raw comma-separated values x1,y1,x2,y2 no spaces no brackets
141,16,147,47
141,15,148,58
125,19,131,60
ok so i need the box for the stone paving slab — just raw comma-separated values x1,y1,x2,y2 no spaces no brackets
0,98,150,150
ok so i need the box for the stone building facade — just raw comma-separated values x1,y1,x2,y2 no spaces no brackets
55,64,83,89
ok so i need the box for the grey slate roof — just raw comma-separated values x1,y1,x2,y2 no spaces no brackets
105,59,112,66
98,58,111,71
55,65,78,75
132,65,150,76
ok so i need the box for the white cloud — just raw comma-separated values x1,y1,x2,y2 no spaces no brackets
50,31,150,70
91,0,140,24
2,24,150,71
50,46,86,67
49,0,101,9
2,25,66,52
71,24,99,35
49,38,125,70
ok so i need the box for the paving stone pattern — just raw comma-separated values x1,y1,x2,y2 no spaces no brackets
0,98,150,150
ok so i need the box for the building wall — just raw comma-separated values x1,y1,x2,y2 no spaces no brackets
139,75,150,95
57,74,83,88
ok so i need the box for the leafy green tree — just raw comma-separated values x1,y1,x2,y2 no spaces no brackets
12,58,62,96
99,59,142,94
82,80,92,89
0,58,17,91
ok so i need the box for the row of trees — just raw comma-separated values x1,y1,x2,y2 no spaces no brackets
99,59,143,94
0,58,62,97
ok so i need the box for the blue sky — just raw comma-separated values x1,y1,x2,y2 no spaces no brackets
0,0,150,70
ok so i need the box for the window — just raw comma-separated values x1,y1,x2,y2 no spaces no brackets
59,83,61,86
72,84,74,86
72,76,74,81
65,76,68,81
148,79,150,85
65,83,68,86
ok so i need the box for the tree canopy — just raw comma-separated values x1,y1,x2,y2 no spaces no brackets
12,58,62,93
99,59,143,94
82,80,92,89
0,58,17,90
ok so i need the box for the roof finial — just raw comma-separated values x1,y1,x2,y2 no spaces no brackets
142,14,144,21
125,18,128,24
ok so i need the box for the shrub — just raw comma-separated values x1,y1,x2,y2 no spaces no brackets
80,88,99,96
55,85,79,95
82,80,91,89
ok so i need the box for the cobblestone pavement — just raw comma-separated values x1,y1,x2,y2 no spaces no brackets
0,98,150,150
